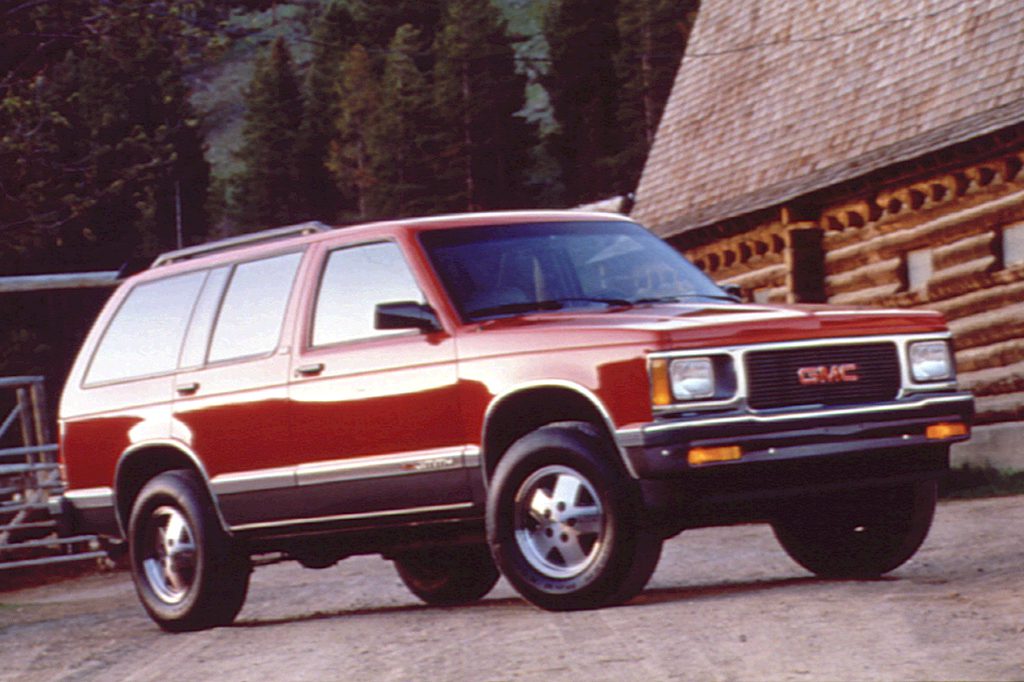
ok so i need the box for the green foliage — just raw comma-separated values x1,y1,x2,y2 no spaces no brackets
367,25,438,217
231,37,306,230
542,0,697,206
325,44,381,219
1,0,211,270
297,1,360,221
615,0,699,188
542,0,624,206
343,0,443,54
433,0,537,211
942,465,1024,499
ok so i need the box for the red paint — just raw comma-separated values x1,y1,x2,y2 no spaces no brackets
57,212,953,492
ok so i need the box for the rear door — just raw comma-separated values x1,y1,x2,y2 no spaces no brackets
286,239,471,525
171,250,306,526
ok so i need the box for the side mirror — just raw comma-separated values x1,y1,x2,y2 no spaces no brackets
375,301,441,333
720,283,743,302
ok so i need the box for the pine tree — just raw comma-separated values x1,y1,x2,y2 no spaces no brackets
433,0,536,212
542,0,624,206
344,0,443,54
1,0,211,269
326,44,381,219
367,25,437,217
298,2,360,221
232,37,306,230
615,0,698,188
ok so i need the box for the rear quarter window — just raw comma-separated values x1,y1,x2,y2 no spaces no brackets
86,271,206,384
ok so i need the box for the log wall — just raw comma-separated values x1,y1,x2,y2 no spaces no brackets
682,147,1024,426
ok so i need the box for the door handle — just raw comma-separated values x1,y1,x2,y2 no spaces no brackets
176,382,200,395
295,363,325,377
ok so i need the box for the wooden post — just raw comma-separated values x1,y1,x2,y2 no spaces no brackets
788,227,827,303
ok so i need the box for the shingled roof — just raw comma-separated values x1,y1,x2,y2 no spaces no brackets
632,0,1024,238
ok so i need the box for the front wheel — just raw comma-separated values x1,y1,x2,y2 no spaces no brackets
772,481,937,579
394,544,499,606
486,422,661,611
128,470,251,631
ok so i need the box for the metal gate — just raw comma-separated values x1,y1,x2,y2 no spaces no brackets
0,376,105,570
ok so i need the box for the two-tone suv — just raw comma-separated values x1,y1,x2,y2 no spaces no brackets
52,211,973,630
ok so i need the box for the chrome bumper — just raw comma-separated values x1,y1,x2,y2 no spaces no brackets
617,392,974,479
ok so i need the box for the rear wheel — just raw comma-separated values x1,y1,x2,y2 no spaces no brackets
394,544,499,606
772,481,937,579
128,470,251,631
487,422,661,611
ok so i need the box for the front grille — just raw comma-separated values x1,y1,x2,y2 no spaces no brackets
745,342,900,410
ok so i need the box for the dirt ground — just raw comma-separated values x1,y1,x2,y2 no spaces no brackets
1,495,1022,682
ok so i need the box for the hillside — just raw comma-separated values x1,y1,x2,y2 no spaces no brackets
188,4,317,181
189,1,552,183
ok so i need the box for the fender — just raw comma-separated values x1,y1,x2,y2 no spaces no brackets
113,438,232,536
480,379,639,482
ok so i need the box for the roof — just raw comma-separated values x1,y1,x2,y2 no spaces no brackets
632,0,1024,238
135,210,635,281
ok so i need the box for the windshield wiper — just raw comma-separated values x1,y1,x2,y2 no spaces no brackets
633,292,741,304
466,297,632,319
554,296,634,307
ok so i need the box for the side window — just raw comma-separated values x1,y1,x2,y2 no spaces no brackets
86,271,206,384
312,241,425,347
208,252,303,363
178,266,230,369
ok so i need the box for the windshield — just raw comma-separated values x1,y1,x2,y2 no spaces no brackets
420,220,732,322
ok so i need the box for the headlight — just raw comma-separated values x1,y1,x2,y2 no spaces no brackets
651,355,734,405
669,358,715,400
909,340,954,382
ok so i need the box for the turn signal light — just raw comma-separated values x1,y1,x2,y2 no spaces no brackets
650,358,672,406
925,422,969,440
688,445,742,466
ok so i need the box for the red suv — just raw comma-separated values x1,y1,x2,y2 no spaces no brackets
52,211,973,631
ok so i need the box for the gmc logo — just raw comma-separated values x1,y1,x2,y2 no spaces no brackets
797,363,860,385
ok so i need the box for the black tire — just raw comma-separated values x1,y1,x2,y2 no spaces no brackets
772,481,937,579
394,544,500,606
486,422,662,611
128,470,251,632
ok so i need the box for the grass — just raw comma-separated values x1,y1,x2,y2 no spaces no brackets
941,465,1024,499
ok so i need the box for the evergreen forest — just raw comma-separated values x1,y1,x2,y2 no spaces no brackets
0,0,698,383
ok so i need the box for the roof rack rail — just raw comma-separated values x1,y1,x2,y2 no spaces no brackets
151,221,331,268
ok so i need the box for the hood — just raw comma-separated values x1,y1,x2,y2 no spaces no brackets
474,301,948,350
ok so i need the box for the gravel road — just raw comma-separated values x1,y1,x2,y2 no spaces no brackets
2,496,1022,681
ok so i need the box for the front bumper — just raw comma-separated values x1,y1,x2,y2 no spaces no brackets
617,391,973,529
617,392,973,479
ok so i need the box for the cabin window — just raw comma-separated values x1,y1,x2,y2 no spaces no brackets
1002,222,1024,268
906,248,933,291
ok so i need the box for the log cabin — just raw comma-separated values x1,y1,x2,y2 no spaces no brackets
631,0,1024,471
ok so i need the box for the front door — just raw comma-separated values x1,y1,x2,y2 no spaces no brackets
286,240,470,525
